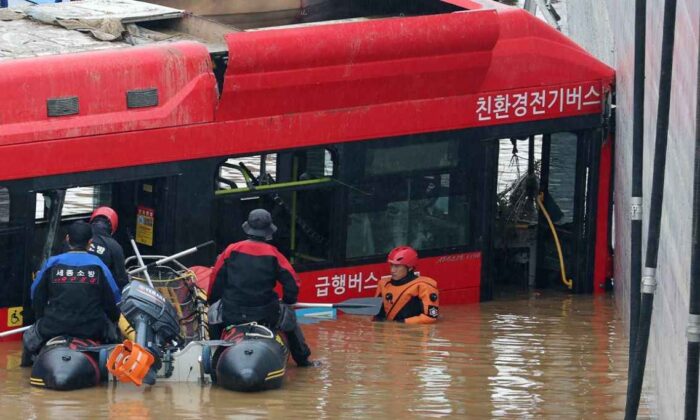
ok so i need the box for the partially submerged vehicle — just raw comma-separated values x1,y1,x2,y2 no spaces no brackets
1,0,615,390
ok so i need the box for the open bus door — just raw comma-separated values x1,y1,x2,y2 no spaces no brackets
0,187,31,337
534,128,610,294
115,177,179,258
5,172,182,336
213,147,339,270
492,126,611,297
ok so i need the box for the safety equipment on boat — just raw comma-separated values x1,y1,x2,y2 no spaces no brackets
90,206,119,234
107,340,155,386
387,246,418,269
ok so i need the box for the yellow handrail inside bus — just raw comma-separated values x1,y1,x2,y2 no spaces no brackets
536,192,573,290
214,177,332,196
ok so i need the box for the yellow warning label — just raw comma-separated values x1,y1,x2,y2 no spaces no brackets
7,307,22,327
136,206,154,247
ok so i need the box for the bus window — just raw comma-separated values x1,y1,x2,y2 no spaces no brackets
547,132,578,224
214,147,337,267
0,187,8,224
365,140,460,175
35,185,112,220
346,172,469,258
218,154,278,190
345,136,470,259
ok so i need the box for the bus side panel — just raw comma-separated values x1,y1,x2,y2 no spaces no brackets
593,136,613,293
0,42,217,144
297,252,482,305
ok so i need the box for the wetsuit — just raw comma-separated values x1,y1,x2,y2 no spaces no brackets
208,238,312,365
89,220,128,289
374,272,439,324
29,251,122,347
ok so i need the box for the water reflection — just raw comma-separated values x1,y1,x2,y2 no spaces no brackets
0,293,645,418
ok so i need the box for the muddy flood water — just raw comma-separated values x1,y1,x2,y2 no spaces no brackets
0,292,646,419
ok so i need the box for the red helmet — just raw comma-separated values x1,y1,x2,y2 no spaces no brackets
387,246,418,269
90,206,118,234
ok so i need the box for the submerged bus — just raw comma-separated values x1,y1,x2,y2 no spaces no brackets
0,0,614,336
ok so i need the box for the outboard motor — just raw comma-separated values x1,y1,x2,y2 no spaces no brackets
107,282,181,386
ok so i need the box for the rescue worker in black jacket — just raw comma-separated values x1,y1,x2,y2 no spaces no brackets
23,221,122,361
88,206,128,289
208,208,317,367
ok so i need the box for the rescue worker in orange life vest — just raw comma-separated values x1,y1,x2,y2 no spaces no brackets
88,207,128,289
374,246,439,324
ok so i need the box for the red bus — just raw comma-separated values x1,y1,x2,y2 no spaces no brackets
0,0,614,336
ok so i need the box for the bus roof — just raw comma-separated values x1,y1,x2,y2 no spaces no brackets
0,0,615,182
0,0,232,61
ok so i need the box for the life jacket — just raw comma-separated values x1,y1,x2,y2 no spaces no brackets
375,273,439,324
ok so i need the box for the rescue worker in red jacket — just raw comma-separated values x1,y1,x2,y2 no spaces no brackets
374,246,439,324
88,207,128,289
208,208,318,367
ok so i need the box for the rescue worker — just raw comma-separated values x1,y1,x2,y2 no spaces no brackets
22,221,122,363
89,206,128,289
208,208,318,367
374,246,440,324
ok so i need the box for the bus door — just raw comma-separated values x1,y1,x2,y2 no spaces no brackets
118,177,179,258
213,147,339,270
0,186,31,335
535,130,605,293
493,129,608,295
28,175,179,277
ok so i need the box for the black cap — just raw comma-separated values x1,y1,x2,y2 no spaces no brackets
67,220,92,248
242,209,277,240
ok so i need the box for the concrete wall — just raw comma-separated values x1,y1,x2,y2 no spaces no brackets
566,0,699,418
